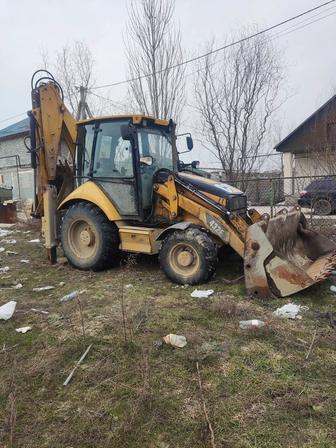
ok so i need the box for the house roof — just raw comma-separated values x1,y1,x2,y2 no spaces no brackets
275,94,336,152
0,117,30,142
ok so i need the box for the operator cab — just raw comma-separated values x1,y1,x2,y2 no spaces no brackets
76,116,180,220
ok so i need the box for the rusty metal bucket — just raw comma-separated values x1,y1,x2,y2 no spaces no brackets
0,203,17,224
244,207,336,298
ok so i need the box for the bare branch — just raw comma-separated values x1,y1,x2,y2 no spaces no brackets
41,41,119,116
54,41,95,116
125,0,186,122
195,28,284,182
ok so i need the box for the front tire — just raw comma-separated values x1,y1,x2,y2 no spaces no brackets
61,202,120,271
159,228,217,285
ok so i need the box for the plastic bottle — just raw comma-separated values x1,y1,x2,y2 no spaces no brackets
60,291,79,302
239,319,265,329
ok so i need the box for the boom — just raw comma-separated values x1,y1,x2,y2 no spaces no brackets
29,71,77,261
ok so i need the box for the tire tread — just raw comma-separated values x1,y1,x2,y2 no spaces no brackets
61,202,120,271
159,227,217,284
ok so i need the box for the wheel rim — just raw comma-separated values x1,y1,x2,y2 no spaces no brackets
169,242,200,277
314,199,331,215
68,219,98,260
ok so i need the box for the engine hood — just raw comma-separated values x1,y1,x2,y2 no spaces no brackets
177,171,243,198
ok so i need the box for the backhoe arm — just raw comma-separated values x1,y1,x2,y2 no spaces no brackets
29,71,77,262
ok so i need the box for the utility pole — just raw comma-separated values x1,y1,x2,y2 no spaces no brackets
76,86,93,120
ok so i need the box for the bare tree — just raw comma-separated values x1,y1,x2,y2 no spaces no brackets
195,30,284,183
55,41,94,118
42,41,118,117
125,0,186,122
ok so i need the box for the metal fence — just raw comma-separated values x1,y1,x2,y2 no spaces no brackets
218,174,336,237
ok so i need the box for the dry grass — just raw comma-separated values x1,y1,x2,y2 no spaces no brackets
0,224,336,447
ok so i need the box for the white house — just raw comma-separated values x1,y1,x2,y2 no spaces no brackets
275,95,336,195
0,118,34,200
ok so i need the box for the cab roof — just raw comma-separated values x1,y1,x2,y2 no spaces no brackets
77,114,170,127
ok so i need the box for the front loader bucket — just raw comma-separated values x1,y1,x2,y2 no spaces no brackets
244,207,336,298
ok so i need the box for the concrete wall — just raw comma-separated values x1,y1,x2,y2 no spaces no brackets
0,135,31,166
0,135,34,200
0,168,34,200
294,152,336,177
283,152,294,195
282,150,336,195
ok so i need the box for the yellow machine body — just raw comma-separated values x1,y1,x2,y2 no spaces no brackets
59,181,121,221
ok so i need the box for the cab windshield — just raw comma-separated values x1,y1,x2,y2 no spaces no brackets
138,126,174,171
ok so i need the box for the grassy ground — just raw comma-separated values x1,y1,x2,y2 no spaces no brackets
0,224,336,448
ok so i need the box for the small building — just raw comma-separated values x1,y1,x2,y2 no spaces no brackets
275,95,336,195
0,118,34,200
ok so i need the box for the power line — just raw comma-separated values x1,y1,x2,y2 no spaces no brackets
95,6,336,112
91,0,335,91
269,9,336,41
0,112,27,125
89,91,126,109
1,1,334,123
182,7,336,85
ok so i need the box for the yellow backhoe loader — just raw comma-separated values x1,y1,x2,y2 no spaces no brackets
28,71,336,298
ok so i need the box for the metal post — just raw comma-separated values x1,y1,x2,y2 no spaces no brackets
42,185,58,263
16,162,21,200
76,86,92,120
269,178,274,217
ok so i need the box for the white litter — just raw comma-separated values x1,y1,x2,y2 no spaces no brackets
6,250,18,255
163,334,187,348
0,229,13,237
16,326,32,334
125,284,133,289
63,344,93,386
273,303,309,320
239,319,265,329
31,308,49,315
33,286,55,292
60,290,79,302
0,301,16,320
28,239,40,243
330,285,336,293
0,266,10,274
0,247,5,253
23,231,31,234
12,283,23,289
20,259,29,263
191,289,214,298
1,239,16,244
59,281,65,287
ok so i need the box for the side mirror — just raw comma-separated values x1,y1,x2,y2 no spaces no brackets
191,160,200,169
186,135,193,150
121,124,131,141
140,155,154,166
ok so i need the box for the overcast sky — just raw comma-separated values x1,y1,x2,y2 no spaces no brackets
0,0,335,167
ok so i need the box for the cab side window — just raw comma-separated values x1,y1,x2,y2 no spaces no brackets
93,121,133,178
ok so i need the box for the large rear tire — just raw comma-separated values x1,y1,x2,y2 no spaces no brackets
159,228,217,285
61,202,120,271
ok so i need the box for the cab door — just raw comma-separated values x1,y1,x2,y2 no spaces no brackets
78,119,142,219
